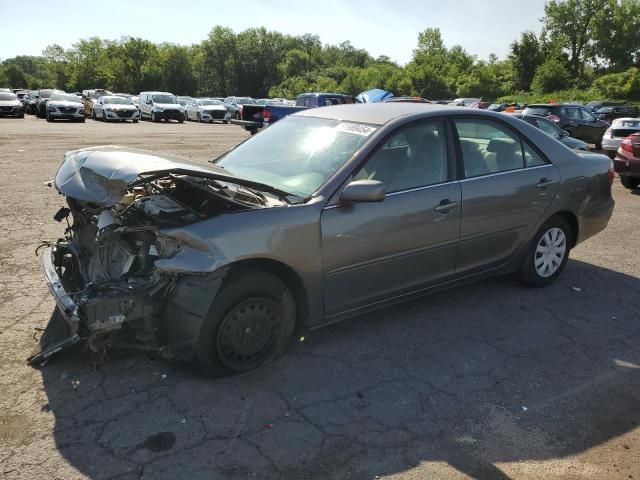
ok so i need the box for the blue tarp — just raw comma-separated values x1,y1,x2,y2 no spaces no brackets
356,89,394,103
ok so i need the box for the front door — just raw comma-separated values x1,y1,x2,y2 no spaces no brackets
321,119,461,315
453,117,560,274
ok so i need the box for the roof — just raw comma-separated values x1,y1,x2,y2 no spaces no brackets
294,102,468,125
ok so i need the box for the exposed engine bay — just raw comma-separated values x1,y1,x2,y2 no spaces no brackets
30,170,272,365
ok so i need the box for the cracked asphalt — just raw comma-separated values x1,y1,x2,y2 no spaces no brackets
0,115,639,480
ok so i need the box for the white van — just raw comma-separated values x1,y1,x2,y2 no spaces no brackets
139,91,185,122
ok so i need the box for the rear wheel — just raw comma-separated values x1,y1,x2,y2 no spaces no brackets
196,271,296,377
620,176,640,189
519,216,571,287
234,111,240,120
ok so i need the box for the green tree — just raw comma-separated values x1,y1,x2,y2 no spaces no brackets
591,0,640,70
509,31,544,91
593,67,640,99
542,0,606,77
532,57,572,92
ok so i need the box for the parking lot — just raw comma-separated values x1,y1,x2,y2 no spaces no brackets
0,115,639,480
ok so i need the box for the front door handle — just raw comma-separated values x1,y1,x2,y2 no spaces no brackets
536,178,556,188
434,199,459,213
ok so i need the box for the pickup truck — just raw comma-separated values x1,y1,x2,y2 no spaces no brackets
230,92,356,134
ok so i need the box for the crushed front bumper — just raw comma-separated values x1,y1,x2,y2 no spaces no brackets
27,246,80,365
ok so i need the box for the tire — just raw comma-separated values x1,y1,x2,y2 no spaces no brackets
92,110,96,121
80,117,85,123
519,216,571,287
133,119,138,123
620,176,640,189
197,113,202,123
235,111,240,120
46,114,53,122
223,120,228,124
196,270,296,377
102,111,107,122
595,141,603,151
18,114,24,119
152,112,159,123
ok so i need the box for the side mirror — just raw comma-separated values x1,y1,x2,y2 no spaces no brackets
146,100,152,105
339,179,386,204
562,130,570,137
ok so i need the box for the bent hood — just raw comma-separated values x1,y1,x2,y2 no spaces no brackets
54,146,232,206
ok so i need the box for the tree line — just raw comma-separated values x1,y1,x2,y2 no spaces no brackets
1,0,639,102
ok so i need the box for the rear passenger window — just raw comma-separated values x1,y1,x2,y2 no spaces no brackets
455,119,525,177
523,143,546,167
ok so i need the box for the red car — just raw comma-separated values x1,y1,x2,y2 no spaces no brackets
614,132,640,189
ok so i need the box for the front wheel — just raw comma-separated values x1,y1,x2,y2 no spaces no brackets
151,112,159,122
595,141,603,151
519,216,571,287
620,176,640,189
196,271,296,377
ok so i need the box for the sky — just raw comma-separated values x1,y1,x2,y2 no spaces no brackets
0,0,547,64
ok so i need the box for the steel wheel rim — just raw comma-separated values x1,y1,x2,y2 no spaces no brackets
216,297,279,371
534,227,566,278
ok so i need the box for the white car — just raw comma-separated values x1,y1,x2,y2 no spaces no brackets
601,117,640,158
139,91,185,123
46,93,85,122
92,95,140,123
185,98,228,123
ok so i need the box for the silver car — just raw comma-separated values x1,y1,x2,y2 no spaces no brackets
601,117,640,158
185,98,228,123
46,93,85,122
33,104,614,376
92,95,140,122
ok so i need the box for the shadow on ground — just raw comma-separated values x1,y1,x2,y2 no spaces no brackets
39,259,640,480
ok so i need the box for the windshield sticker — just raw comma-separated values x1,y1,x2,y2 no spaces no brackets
336,122,376,137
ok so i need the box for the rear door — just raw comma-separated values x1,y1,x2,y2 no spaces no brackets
321,119,461,315
453,117,560,274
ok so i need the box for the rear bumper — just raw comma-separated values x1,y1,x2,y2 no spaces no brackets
230,119,262,132
601,137,622,152
613,156,640,177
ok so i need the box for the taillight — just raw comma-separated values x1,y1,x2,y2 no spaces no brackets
262,109,271,121
608,164,615,185
621,139,634,153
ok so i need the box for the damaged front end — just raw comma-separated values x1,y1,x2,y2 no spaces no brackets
29,146,273,365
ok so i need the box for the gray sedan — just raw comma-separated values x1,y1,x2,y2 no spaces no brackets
33,104,614,376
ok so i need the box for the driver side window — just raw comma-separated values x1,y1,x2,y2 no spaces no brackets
354,121,448,193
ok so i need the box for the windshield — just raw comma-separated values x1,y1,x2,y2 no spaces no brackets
237,97,256,105
103,96,132,105
596,107,613,113
215,116,376,197
199,100,222,106
39,90,58,98
50,94,81,103
534,118,562,139
93,91,108,99
0,93,17,101
152,95,178,104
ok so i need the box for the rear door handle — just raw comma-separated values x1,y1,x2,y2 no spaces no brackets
433,199,459,213
536,178,556,188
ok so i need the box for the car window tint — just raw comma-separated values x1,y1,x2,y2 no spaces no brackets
580,108,595,121
523,142,546,167
454,119,525,177
304,96,315,107
534,118,561,139
354,120,447,193
562,107,581,120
